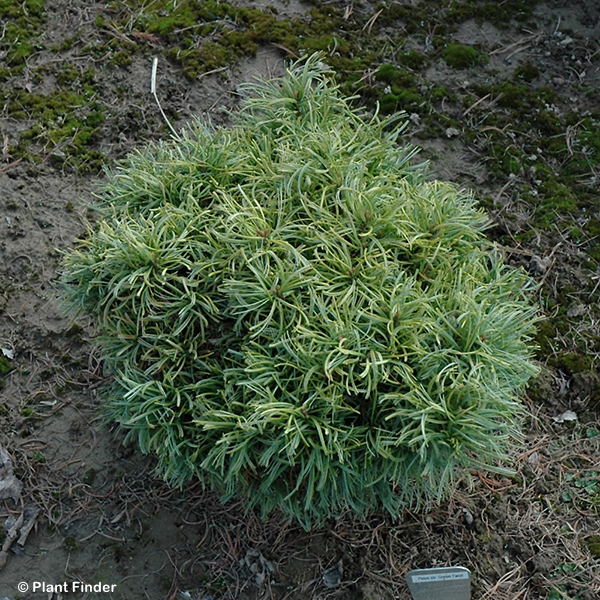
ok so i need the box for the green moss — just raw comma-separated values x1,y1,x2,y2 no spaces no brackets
442,44,488,69
585,219,600,260
379,90,423,113
0,355,13,389
568,117,600,177
51,36,77,52
117,1,251,73
474,81,556,115
446,0,538,28
429,85,455,102
375,64,401,84
0,0,46,77
579,125,600,155
0,355,12,377
548,352,592,376
585,535,600,558
535,176,579,224
56,65,97,95
64,536,79,551
396,50,429,70
108,50,134,68
375,64,417,86
461,76,591,236
370,64,425,113
535,320,557,358
125,0,238,40
4,87,106,171
514,63,540,82
198,42,230,72
585,219,600,238
375,3,442,35
83,468,97,485
568,227,583,243
103,1,364,80
486,143,525,177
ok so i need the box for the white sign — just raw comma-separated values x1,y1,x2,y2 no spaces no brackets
406,566,471,600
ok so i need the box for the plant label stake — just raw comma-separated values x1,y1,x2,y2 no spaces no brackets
406,566,471,600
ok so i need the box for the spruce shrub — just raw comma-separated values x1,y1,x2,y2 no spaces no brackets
61,55,539,528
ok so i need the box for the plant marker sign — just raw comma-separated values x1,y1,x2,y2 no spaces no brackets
406,566,471,600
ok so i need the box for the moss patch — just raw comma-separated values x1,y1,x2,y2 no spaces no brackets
0,355,13,389
0,355,13,377
446,0,538,27
461,78,599,239
442,43,488,69
585,535,600,558
3,82,106,171
514,63,540,82
103,0,353,79
0,0,46,78
548,352,593,376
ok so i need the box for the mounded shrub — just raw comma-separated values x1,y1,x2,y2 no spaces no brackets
61,54,539,528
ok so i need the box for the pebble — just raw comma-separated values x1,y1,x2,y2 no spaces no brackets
322,560,343,588
558,36,574,46
566,303,586,318
462,507,474,526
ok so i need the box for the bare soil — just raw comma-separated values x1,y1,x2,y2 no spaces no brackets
1,1,599,599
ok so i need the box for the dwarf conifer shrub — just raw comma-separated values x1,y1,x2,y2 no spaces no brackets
62,55,539,528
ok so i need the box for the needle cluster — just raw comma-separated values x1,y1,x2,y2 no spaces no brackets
62,55,539,528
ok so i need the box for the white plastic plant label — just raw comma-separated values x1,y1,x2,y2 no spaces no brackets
406,566,471,600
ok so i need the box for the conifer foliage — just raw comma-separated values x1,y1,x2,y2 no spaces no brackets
62,55,539,528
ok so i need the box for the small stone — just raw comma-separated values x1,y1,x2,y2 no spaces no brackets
445,127,460,138
462,507,474,526
566,303,586,318
552,410,577,423
527,451,540,468
322,560,343,588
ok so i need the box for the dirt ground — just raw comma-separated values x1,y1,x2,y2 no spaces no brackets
0,0,599,599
